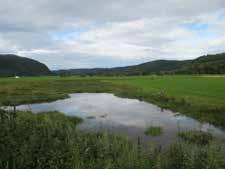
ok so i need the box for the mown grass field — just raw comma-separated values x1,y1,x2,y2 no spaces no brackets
0,75,225,127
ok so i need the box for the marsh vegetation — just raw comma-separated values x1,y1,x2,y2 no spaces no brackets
0,75,225,169
178,130,213,145
145,126,163,136
0,75,225,128
1,110,225,169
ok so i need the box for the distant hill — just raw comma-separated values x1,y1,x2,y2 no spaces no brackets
55,60,190,76
0,54,51,77
174,53,225,74
55,53,225,75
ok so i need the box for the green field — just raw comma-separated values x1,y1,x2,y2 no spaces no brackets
0,75,225,128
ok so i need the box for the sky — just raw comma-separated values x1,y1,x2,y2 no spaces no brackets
0,0,225,70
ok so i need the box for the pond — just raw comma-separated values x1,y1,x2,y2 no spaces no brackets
14,93,225,145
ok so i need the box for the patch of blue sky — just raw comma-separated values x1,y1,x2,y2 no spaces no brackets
218,12,225,20
180,22,216,40
181,22,209,31
51,21,105,41
51,27,89,41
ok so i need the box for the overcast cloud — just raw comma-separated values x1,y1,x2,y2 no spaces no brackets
0,0,225,69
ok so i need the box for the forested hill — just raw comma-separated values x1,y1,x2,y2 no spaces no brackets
174,53,225,74
0,54,51,77
1,53,224,77
55,53,225,75
56,60,190,76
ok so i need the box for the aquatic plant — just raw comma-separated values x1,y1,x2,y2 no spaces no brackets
144,126,163,136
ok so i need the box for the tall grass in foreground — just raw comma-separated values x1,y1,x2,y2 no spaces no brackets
0,110,225,169
178,130,213,145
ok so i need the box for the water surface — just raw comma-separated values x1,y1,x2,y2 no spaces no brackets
15,93,225,145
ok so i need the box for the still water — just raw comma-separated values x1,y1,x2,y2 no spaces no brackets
15,93,225,145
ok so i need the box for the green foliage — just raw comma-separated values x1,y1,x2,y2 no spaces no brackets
163,142,225,169
178,130,213,145
0,110,147,169
175,53,225,74
145,126,163,136
0,111,83,169
0,110,225,169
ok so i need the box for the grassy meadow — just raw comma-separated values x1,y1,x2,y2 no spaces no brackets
0,75,225,169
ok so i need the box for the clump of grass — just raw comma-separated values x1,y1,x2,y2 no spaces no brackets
145,126,163,136
178,130,213,145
